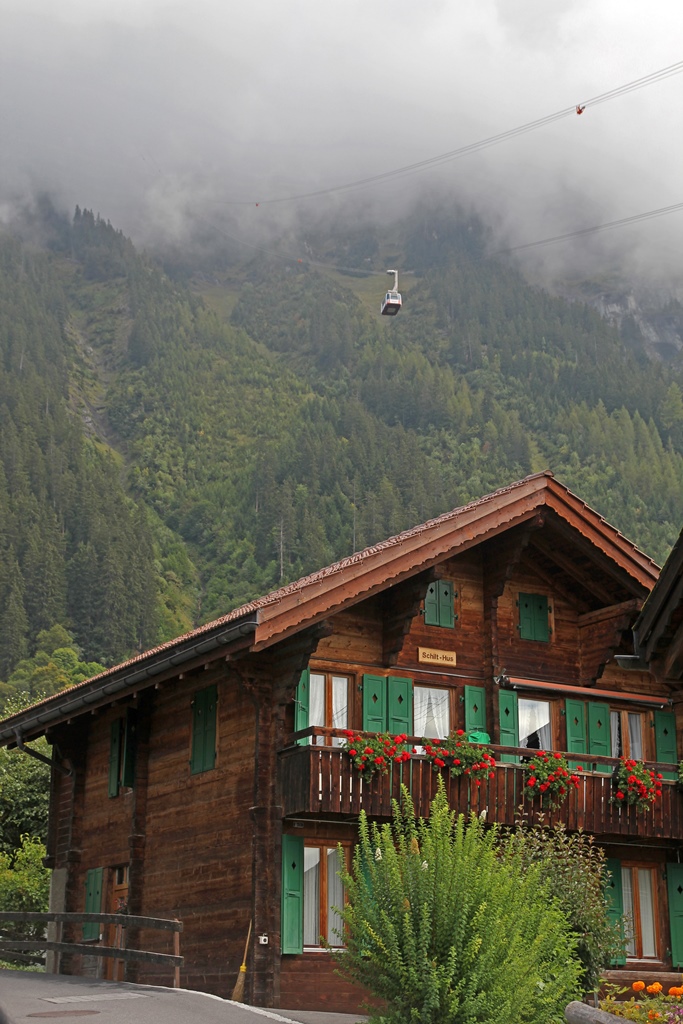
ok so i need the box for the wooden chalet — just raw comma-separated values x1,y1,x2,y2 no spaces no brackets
3,471,683,1009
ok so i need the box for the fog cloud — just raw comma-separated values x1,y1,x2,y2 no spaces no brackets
1,0,682,283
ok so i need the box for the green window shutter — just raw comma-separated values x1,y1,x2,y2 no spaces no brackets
203,685,217,771
191,684,217,774
281,834,304,954
363,675,387,733
121,709,137,789
565,699,587,755
437,581,455,628
587,703,611,757
533,594,549,642
565,698,587,773
498,689,519,763
655,710,678,780
519,593,535,640
295,669,310,746
83,867,103,941
108,720,121,798
604,858,626,966
667,864,683,968
388,676,412,735
424,582,439,626
519,593,549,642
464,685,487,737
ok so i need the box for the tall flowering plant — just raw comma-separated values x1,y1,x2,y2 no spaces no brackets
523,751,581,809
613,757,663,812
341,730,412,781
423,730,497,786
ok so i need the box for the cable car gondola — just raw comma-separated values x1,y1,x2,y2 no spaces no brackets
380,269,402,316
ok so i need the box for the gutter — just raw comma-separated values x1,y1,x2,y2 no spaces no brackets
0,618,258,746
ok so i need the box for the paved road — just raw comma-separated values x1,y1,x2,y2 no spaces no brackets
0,970,367,1024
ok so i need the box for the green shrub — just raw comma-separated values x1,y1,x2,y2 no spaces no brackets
502,819,624,993
335,782,581,1024
0,834,50,936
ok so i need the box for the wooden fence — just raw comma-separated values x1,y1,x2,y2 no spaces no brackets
0,911,183,987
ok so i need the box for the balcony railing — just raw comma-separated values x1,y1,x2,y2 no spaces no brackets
279,728,682,839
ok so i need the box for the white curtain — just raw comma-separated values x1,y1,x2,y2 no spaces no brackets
621,867,636,956
629,714,643,760
638,869,656,957
414,687,449,739
610,711,622,757
326,848,345,946
331,676,348,747
303,848,320,946
518,699,551,749
309,673,326,746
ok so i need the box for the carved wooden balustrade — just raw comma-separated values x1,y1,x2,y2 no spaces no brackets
279,728,683,839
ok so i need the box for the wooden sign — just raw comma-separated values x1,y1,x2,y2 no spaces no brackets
418,647,456,666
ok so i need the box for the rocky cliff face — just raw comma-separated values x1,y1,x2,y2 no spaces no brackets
556,279,683,362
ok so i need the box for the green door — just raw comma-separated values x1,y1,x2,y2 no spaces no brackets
655,710,678,781
83,867,103,941
281,835,304,954
604,858,626,966
667,863,683,968
363,675,387,733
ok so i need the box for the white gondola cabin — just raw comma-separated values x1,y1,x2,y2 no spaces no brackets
380,269,402,316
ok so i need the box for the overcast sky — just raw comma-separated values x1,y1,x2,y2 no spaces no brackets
1,0,682,282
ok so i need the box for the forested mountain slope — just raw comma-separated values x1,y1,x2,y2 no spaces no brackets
2,203,683,700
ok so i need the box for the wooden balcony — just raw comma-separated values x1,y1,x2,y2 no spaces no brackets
279,729,683,841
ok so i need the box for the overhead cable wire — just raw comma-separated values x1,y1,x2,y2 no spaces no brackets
213,59,683,207
199,199,683,277
486,200,683,260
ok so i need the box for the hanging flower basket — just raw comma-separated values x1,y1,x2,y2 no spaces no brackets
523,751,581,809
613,757,662,812
423,730,496,787
341,730,413,781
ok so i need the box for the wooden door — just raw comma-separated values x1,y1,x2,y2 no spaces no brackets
104,865,129,981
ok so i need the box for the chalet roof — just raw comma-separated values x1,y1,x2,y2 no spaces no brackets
633,527,683,678
0,471,659,744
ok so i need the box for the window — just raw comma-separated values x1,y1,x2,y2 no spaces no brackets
108,710,137,798
518,593,550,642
190,684,217,774
424,580,455,628
606,859,660,963
610,710,644,760
519,698,552,749
295,670,349,745
281,835,349,953
303,843,348,948
309,672,349,746
622,865,659,959
414,686,450,740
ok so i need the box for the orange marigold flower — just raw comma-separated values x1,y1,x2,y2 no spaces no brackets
632,981,646,992
647,982,663,994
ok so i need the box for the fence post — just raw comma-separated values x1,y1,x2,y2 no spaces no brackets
173,922,180,988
